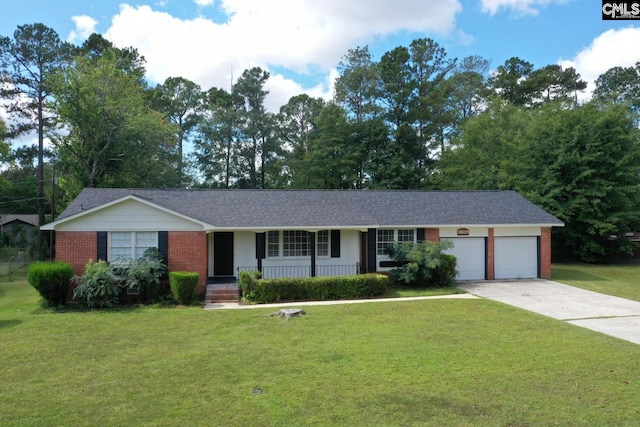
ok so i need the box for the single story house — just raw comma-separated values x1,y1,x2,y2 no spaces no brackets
41,189,564,295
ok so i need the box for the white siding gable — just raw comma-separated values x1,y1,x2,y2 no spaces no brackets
55,199,204,232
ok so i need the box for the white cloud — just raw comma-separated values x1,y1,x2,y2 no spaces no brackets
194,0,214,6
103,1,463,111
559,27,640,98
480,0,567,16
67,15,98,43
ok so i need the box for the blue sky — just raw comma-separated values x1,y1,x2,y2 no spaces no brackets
1,0,640,110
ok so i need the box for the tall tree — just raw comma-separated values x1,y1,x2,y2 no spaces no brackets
527,64,586,106
305,104,359,189
276,94,324,188
194,87,239,188
487,57,534,106
447,55,490,124
593,62,640,122
408,38,456,170
51,48,178,191
506,101,640,262
0,23,71,256
333,46,380,122
232,67,274,188
150,77,203,183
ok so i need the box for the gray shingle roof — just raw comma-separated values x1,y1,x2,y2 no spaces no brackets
0,214,39,226
50,188,563,229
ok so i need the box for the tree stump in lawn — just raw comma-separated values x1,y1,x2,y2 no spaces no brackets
269,308,306,319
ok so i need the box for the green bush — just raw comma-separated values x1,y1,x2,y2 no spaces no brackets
430,254,458,287
386,240,458,287
242,274,388,304
238,270,261,301
169,271,199,304
113,248,167,303
72,260,120,308
27,261,74,307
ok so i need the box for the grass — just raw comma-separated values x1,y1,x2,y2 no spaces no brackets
3,271,640,426
552,263,640,301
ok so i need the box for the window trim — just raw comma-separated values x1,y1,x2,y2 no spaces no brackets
265,230,332,259
377,228,416,256
108,231,158,263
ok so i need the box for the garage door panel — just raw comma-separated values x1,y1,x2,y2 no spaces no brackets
445,238,486,281
495,237,538,279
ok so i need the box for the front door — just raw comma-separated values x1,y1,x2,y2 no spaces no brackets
213,232,234,276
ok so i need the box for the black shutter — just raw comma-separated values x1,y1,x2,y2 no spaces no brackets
367,228,377,273
256,232,266,259
97,231,107,261
330,230,341,258
417,228,425,242
158,231,168,265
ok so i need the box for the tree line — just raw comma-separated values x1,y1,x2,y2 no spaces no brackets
1,23,640,262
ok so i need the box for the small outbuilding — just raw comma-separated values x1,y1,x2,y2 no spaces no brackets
41,189,564,295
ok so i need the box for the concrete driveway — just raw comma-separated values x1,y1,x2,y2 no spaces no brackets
458,279,640,345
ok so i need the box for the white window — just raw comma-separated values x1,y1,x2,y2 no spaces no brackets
317,230,329,257
377,229,415,255
267,231,280,257
109,232,157,262
283,230,310,257
266,230,330,258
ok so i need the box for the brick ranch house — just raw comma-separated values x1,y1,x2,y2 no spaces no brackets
41,189,564,296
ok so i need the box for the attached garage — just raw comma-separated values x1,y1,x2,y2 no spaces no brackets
494,236,538,279
446,237,486,281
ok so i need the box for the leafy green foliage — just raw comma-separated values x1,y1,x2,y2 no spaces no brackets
72,251,169,308
27,261,73,306
72,260,120,308
237,270,261,302
386,240,457,287
112,248,167,303
169,271,199,304
240,273,388,304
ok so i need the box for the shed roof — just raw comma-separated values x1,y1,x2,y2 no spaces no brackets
44,188,563,230
0,214,39,227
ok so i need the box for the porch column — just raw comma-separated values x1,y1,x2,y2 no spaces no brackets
255,232,265,273
309,231,316,277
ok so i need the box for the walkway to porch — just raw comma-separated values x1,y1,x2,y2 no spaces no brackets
206,277,239,303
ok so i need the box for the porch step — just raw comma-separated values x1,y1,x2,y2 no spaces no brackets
206,283,240,303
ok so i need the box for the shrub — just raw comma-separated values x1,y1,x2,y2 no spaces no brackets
169,271,199,304
114,248,167,303
242,274,388,304
238,270,261,301
72,260,120,308
430,254,458,287
386,240,458,287
27,261,73,307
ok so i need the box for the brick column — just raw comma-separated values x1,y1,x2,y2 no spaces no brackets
539,227,552,279
487,228,495,280
168,231,208,296
424,228,440,242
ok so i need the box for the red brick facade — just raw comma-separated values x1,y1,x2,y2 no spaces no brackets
168,231,208,295
56,231,97,276
423,228,440,242
539,227,552,279
487,228,495,280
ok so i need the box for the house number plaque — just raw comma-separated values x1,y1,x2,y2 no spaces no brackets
456,228,470,236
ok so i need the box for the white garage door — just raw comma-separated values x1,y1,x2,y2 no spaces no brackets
494,237,538,279
445,238,486,281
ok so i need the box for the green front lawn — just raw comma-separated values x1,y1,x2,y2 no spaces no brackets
2,274,640,426
552,263,640,301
